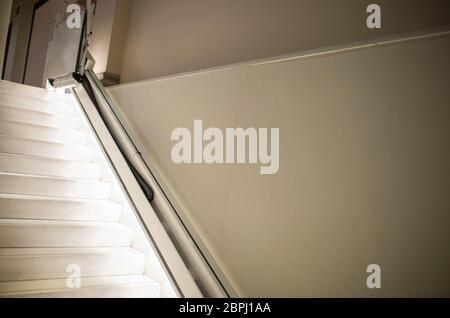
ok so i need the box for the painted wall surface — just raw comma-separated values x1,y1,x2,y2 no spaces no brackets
109,33,450,297
90,0,116,75
106,0,131,76
120,0,450,83
0,0,13,77
90,0,130,78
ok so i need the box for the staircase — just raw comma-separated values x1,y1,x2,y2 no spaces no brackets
0,81,165,298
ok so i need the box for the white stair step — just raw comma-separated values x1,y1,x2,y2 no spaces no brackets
0,172,112,200
0,275,160,298
0,105,79,129
0,136,94,162
0,153,103,180
0,194,121,222
0,247,145,282
0,120,86,145
0,92,74,115
0,219,133,248
0,80,69,103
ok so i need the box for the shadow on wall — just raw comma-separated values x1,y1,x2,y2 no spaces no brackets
119,0,450,83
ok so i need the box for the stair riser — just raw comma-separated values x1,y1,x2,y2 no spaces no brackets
0,197,121,222
0,93,73,115
0,253,145,282
0,121,86,146
0,223,133,248
0,154,103,180
0,136,94,162
0,106,79,130
0,174,112,200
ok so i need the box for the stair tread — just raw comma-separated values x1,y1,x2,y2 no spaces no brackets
0,120,85,146
0,107,79,130
0,193,118,204
0,152,102,175
0,141,94,163
0,101,73,117
0,218,131,228
0,275,158,295
0,104,76,119
0,171,109,185
0,81,70,103
0,193,122,222
0,135,95,163
0,119,83,134
0,90,74,107
0,219,133,248
0,247,146,283
0,134,91,150
0,247,142,257
0,119,86,146
0,152,98,165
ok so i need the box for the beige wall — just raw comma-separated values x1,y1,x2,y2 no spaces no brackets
90,0,116,75
90,0,130,84
0,0,13,77
120,0,450,83
109,33,450,297
106,0,130,76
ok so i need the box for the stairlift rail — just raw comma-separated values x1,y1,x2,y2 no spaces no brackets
79,70,232,297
